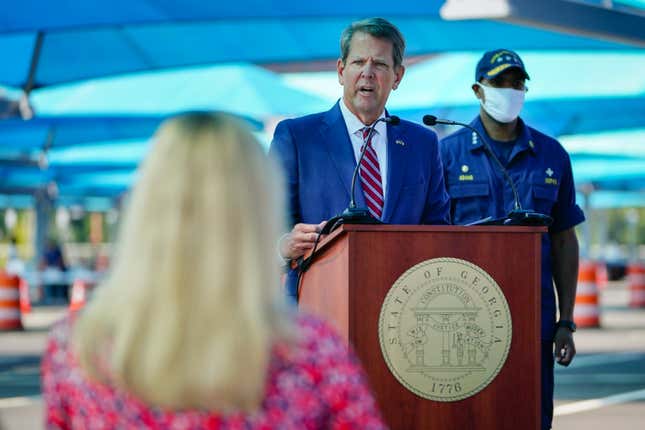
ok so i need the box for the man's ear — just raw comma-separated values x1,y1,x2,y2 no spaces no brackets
472,83,484,101
337,58,345,86
392,65,405,90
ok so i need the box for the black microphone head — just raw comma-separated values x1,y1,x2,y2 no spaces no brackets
386,115,400,125
422,115,437,126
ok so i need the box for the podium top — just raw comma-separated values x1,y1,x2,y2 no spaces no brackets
300,224,546,263
331,224,547,234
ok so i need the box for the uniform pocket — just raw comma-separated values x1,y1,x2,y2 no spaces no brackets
531,184,557,214
449,183,489,199
448,182,491,224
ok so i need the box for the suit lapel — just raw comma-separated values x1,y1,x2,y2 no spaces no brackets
322,102,366,208
382,123,407,222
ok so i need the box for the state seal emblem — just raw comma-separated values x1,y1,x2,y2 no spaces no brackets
378,258,512,402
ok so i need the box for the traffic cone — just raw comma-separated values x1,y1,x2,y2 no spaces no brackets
627,262,645,308
19,278,31,314
69,279,88,312
0,270,23,331
573,260,600,328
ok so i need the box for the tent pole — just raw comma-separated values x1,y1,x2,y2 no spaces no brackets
33,187,54,268
20,32,44,120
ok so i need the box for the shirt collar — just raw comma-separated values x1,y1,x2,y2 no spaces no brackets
339,98,386,138
469,115,536,154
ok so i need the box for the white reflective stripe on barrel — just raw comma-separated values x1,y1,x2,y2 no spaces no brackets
0,289,20,300
0,308,21,319
576,282,598,295
574,304,600,317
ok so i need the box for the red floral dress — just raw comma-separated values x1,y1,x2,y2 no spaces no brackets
42,314,387,429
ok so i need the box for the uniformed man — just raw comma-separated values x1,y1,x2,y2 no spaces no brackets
439,48,585,430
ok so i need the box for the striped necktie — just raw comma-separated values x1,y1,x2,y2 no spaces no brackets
359,127,384,219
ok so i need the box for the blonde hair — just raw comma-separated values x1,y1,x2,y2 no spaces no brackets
73,112,294,412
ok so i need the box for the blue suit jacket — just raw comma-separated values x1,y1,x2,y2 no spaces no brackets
269,102,450,296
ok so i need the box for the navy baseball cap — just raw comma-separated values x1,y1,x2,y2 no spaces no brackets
475,49,530,82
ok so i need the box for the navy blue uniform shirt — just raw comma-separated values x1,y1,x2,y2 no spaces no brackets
440,116,585,340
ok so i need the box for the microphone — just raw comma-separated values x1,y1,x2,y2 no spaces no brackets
423,115,552,226
348,115,400,210
321,115,400,234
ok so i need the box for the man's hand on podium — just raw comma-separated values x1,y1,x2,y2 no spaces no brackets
279,221,327,261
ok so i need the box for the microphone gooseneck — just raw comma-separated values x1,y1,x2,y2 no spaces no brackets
320,115,400,235
349,115,400,210
424,114,552,226
423,114,522,211
298,116,401,297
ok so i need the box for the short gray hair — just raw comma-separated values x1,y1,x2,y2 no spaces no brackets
340,17,406,69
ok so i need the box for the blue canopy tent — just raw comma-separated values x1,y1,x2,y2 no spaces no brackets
579,191,645,209
2,62,330,205
2,0,640,94
0,194,35,210
0,115,163,159
1,1,643,260
284,50,645,174
30,63,331,119
15,50,645,204
392,51,645,135
562,128,645,193
0,134,146,212
284,51,645,138
0,112,261,155
46,138,148,202
0,112,262,208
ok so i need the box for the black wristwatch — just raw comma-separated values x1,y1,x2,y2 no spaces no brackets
556,319,577,332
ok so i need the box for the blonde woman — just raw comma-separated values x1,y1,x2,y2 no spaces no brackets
42,113,386,429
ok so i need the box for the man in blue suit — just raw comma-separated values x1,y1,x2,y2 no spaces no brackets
269,17,450,299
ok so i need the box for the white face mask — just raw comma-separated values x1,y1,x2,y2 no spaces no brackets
476,82,525,123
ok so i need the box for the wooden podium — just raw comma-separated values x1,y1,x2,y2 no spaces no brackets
299,224,544,430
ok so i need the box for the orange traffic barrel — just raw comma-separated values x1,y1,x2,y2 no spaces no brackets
596,261,609,290
627,262,645,308
69,279,89,312
19,278,31,314
0,270,23,331
573,260,600,328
